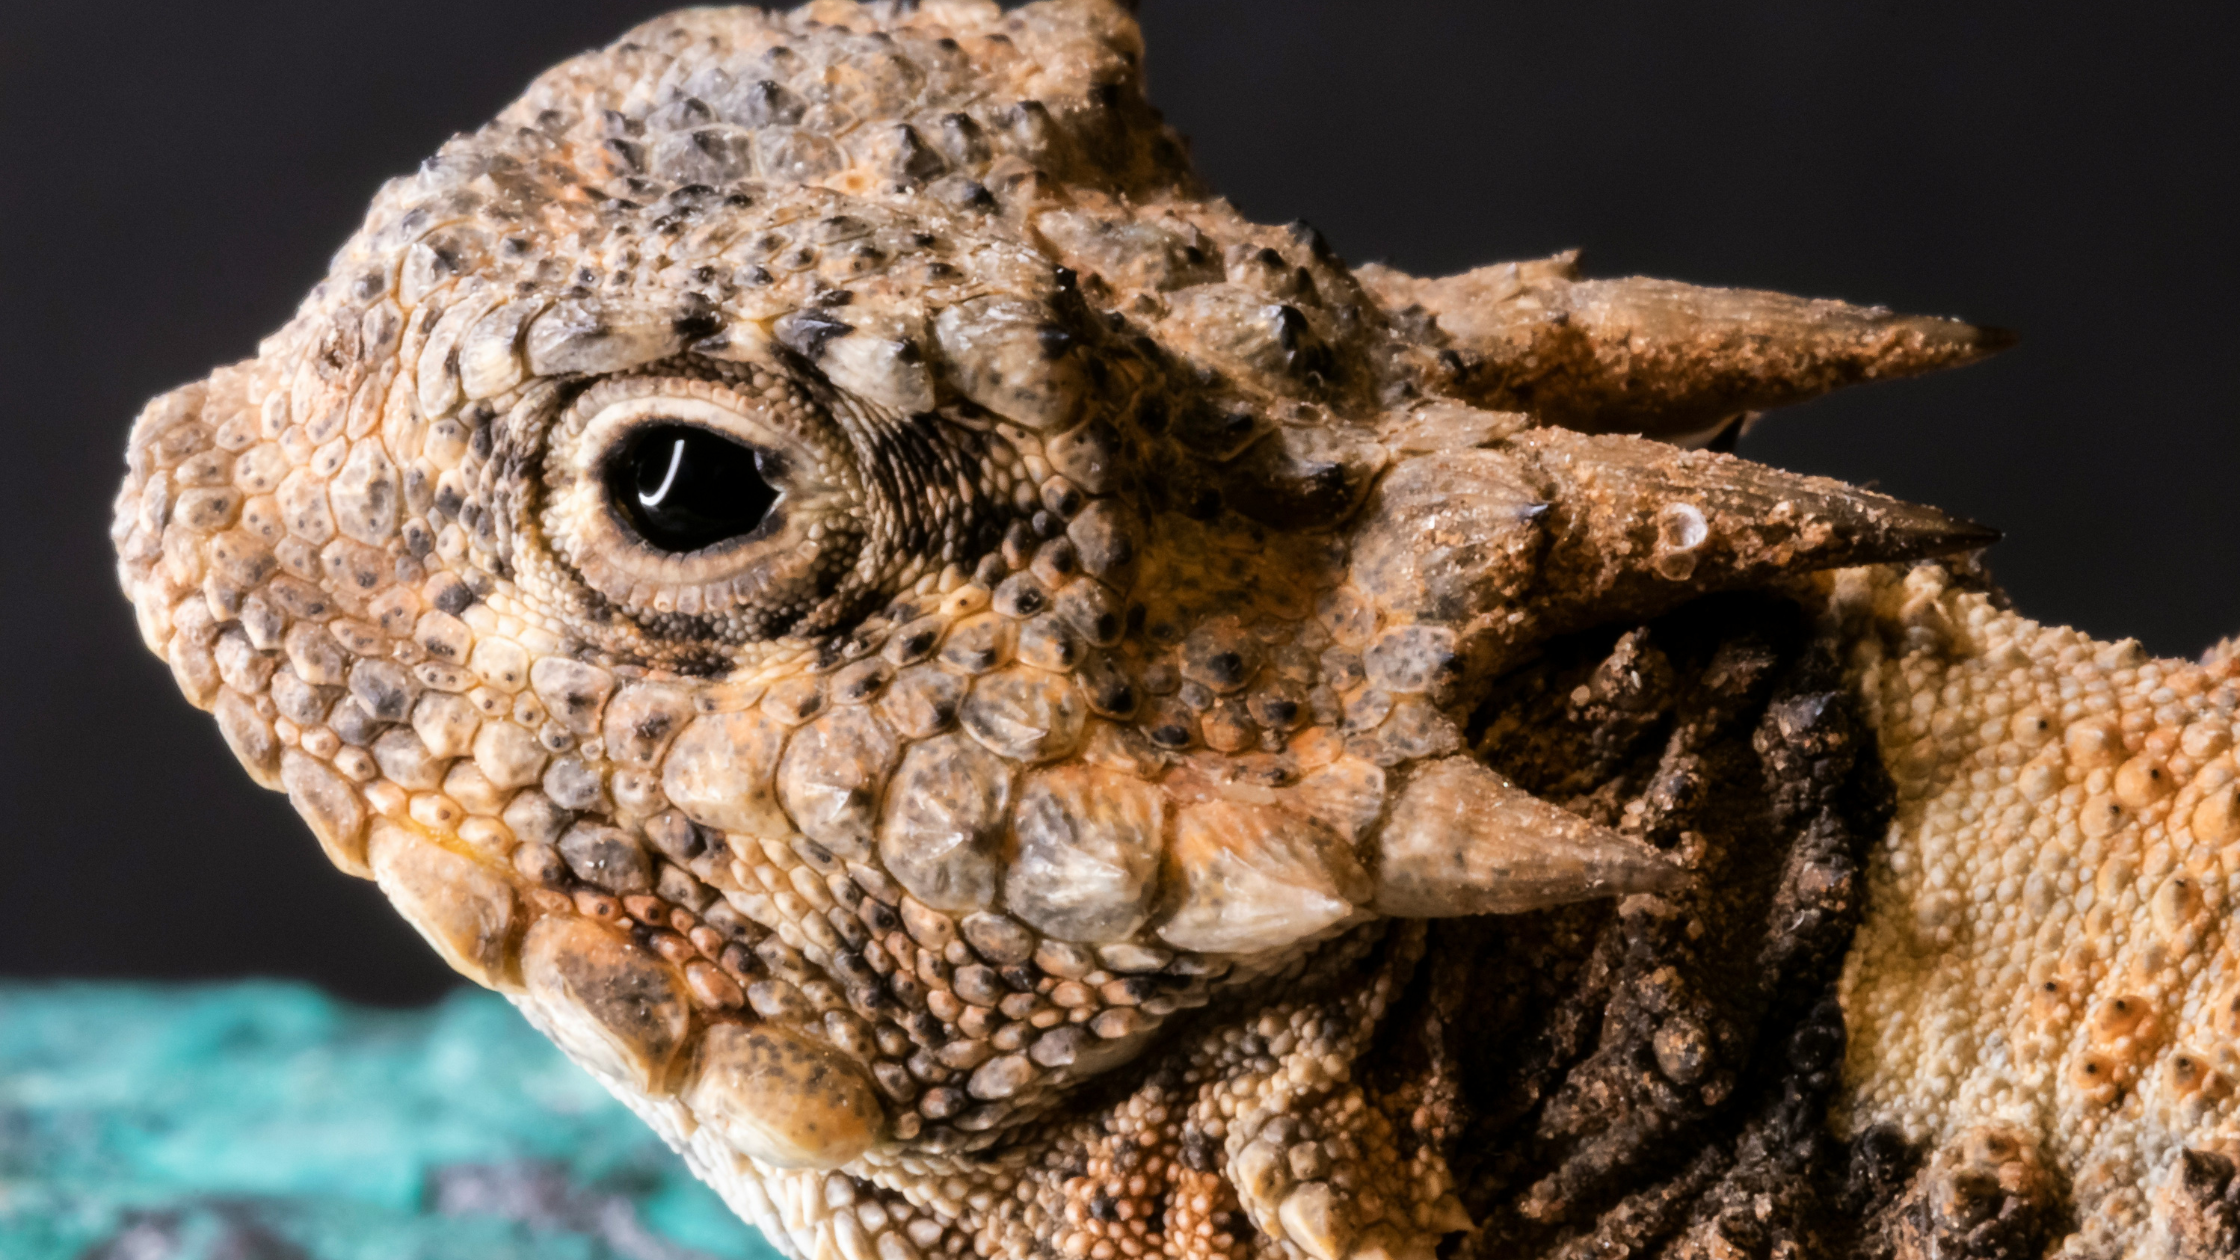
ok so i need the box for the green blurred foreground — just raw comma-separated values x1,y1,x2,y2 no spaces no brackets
0,982,780,1260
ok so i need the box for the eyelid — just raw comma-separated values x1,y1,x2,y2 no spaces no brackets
591,393,796,451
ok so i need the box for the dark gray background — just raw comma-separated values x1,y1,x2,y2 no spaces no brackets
1,2,2231,1003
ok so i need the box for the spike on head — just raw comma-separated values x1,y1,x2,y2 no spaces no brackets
1519,427,1999,636
1346,427,1995,680
1357,253,2016,441
1371,757,1685,918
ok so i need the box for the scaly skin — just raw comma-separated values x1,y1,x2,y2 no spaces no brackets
1834,565,2240,1258
110,3,2229,1257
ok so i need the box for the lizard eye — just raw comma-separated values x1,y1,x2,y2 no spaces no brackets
607,424,783,553
540,376,871,635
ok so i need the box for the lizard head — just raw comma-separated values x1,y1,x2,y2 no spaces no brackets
109,0,2012,1250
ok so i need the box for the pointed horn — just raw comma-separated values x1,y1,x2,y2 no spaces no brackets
1347,433,1995,674
1357,252,2012,442
1519,426,1996,633
1371,757,1684,917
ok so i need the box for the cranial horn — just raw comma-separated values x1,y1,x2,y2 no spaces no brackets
1347,430,1995,671
1518,426,1998,634
1357,251,2011,443
1371,757,1684,917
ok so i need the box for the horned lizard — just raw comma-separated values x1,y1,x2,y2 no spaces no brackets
106,2,2240,1256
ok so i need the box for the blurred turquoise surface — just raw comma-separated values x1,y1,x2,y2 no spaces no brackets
0,982,782,1260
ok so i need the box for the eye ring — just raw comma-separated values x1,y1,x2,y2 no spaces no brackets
540,375,869,629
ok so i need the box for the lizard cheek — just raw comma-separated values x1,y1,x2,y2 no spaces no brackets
1003,766,1165,943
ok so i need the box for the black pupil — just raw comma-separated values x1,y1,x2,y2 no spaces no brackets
609,424,780,552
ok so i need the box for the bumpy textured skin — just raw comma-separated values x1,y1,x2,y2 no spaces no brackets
111,3,2227,1258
